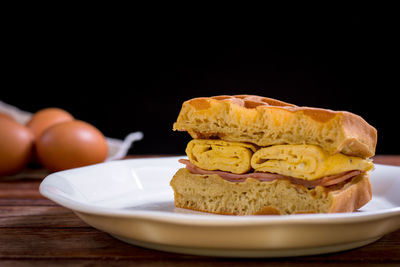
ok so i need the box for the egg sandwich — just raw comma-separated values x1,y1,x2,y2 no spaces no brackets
170,95,377,215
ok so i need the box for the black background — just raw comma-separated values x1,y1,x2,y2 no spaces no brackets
2,12,398,155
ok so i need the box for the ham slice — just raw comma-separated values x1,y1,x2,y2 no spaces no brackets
178,159,361,188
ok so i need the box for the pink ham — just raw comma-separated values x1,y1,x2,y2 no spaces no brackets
178,159,361,188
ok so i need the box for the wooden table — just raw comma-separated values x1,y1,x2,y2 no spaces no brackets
1,155,399,266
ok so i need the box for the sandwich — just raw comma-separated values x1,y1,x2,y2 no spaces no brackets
170,95,377,215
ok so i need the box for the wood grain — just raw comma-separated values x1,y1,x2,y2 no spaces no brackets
373,155,400,166
0,227,399,261
0,180,42,199
0,155,399,266
0,206,87,228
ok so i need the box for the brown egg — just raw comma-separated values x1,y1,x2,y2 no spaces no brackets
27,108,74,140
0,113,15,121
36,120,108,172
0,117,34,176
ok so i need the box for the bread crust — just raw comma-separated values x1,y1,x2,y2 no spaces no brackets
173,95,377,158
170,168,372,215
329,173,372,213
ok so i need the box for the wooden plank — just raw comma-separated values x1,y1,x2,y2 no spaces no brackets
373,155,400,166
0,180,43,199
0,228,166,259
0,198,56,206
0,206,87,228
0,227,399,262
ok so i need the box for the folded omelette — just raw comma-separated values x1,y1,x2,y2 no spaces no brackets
186,139,373,180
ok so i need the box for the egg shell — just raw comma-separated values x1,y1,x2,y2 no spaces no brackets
36,120,108,172
27,108,74,140
0,117,34,176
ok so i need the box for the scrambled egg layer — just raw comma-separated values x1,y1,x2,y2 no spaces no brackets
186,140,373,180
186,139,257,174
251,145,373,180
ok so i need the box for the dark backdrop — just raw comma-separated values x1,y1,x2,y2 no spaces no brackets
2,14,398,155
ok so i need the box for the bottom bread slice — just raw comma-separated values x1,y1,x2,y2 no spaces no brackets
170,168,372,215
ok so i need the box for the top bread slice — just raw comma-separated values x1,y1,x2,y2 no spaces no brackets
173,95,377,158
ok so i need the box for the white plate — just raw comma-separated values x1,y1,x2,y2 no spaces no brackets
39,157,400,257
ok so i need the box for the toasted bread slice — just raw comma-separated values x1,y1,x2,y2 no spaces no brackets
173,95,377,158
170,168,372,215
